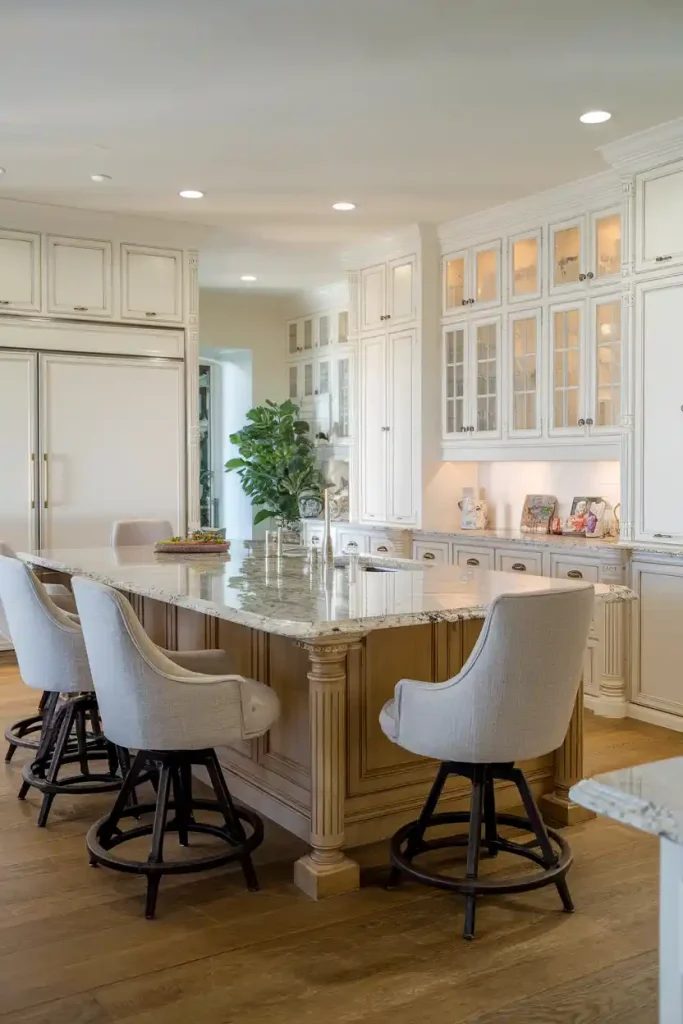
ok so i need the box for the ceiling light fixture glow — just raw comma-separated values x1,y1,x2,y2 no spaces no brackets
332,201,356,211
241,275,257,282
90,173,111,182
179,189,204,199
579,110,611,124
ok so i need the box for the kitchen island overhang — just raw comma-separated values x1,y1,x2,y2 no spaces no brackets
20,543,634,899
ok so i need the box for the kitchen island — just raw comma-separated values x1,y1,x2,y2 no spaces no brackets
21,543,633,898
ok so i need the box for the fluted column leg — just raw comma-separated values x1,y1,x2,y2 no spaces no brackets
597,601,628,717
293,638,361,899
539,679,595,827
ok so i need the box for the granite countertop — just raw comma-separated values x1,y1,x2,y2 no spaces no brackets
570,758,683,844
416,528,621,551
20,543,634,642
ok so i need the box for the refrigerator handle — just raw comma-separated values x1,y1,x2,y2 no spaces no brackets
30,454,36,510
43,453,49,509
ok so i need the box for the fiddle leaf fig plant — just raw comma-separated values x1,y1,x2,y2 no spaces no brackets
225,399,325,527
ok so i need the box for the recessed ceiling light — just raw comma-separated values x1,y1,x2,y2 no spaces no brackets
179,189,204,199
579,110,611,125
332,201,356,211
240,275,257,282
90,173,111,182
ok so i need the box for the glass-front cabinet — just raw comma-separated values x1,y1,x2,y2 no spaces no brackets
508,308,542,437
549,302,584,435
509,230,541,302
442,240,501,315
590,295,623,432
443,318,500,439
550,210,621,294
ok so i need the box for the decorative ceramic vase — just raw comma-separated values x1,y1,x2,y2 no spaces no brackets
458,495,488,531
298,492,324,519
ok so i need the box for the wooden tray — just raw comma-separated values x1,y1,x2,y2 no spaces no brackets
154,542,230,554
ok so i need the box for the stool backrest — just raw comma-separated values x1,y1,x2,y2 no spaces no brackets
395,586,595,764
0,555,92,693
0,542,15,639
111,520,173,547
72,576,244,750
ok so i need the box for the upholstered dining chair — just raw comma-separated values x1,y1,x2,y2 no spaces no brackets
0,542,78,763
72,575,280,919
110,520,173,547
380,585,595,940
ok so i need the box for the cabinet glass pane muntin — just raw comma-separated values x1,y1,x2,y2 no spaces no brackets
476,248,498,304
553,226,581,287
552,308,581,428
445,256,466,309
304,363,313,396
318,360,330,394
338,357,350,437
319,315,330,347
303,318,313,350
475,323,497,432
338,310,349,343
595,301,621,427
288,322,298,354
512,316,538,431
595,213,621,279
289,366,298,399
444,328,465,434
511,236,539,298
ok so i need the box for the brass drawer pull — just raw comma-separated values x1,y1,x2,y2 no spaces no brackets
422,552,435,560
466,557,480,567
567,569,583,579
377,545,388,553
511,562,527,572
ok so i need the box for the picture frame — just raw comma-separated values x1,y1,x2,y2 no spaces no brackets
520,494,557,533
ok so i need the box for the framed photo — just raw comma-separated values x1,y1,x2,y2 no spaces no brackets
520,494,556,533
564,496,607,536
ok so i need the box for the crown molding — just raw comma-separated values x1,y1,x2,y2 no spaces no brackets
438,170,621,252
599,117,683,173
340,224,427,270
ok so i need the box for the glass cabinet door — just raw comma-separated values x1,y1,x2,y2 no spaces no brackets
318,314,330,348
509,231,541,301
473,319,499,434
444,324,467,435
337,310,349,344
289,365,298,400
317,360,330,395
509,310,541,435
303,318,313,350
593,211,622,281
473,242,501,308
551,219,583,291
336,357,350,438
288,321,299,355
592,298,622,430
550,304,584,433
443,251,468,313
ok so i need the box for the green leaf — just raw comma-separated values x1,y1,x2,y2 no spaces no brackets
224,457,245,471
253,508,275,525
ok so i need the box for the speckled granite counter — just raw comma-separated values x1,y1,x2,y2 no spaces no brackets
19,543,633,642
571,760,683,1021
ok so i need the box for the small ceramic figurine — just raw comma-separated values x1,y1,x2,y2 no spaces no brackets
458,490,488,530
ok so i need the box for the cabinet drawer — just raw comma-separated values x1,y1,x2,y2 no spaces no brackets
413,541,450,564
304,525,324,548
495,549,543,576
338,530,370,554
550,556,599,583
370,536,400,556
454,545,494,570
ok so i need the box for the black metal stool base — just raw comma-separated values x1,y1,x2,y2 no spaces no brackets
388,762,574,940
20,692,128,827
4,690,52,762
86,748,264,919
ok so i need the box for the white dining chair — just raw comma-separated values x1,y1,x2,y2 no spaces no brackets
380,585,595,940
110,519,173,547
72,575,280,919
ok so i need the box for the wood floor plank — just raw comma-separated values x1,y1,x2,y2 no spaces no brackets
0,667,680,1022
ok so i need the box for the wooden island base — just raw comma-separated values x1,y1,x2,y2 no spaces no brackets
52,574,594,899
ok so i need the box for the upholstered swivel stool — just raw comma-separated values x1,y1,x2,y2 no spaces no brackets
380,586,595,940
110,519,173,547
72,576,280,919
0,555,128,826
0,542,78,763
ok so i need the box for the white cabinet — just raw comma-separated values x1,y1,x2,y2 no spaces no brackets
549,209,621,294
47,236,112,317
636,160,683,273
0,229,41,311
121,244,183,323
631,560,683,717
453,545,494,570
0,350,38,553
508,307,542,438
413,540,449,563
636,276,683,540
333,353,352,441
360,329,419,525
495,549,543,575
360,256,416,331
442,240,501,315
443,318,501,439
508,230,541,303
287,320,300,355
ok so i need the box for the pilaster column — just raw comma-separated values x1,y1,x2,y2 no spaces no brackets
539,679,595,827
293,637,362,899
598,601,628,716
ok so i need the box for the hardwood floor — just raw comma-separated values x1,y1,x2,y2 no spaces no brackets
1,663,682,1023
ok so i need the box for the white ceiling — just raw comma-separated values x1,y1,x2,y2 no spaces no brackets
2,0,683,291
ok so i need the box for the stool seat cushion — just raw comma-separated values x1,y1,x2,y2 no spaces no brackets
241,678,280,738
379,698,399,741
